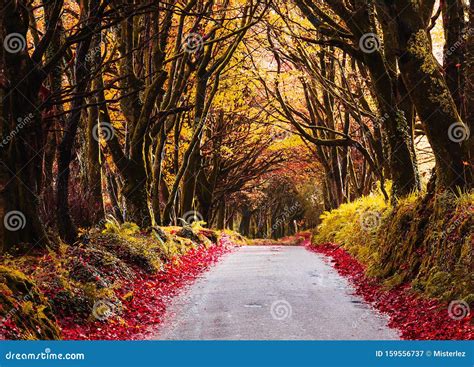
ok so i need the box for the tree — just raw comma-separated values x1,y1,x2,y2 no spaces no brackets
390,0,472,190
1,0,63,251
291,0,421,199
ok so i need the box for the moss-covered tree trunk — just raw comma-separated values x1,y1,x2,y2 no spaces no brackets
352,0,420,199
393,0,473,190
182,149,199,216
86,94,105,224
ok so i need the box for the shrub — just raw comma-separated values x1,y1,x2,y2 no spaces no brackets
312,188,473,301
0,222,230,339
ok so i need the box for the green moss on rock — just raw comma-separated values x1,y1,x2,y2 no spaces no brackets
0,266,61,340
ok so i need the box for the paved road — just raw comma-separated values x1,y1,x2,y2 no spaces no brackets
153,246,399,340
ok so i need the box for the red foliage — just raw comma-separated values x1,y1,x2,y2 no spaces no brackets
306,242,473,340
59,237,232,340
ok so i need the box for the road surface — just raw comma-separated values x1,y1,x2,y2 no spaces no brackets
152,246,399,340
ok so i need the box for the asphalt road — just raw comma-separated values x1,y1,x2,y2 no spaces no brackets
153,246,399,340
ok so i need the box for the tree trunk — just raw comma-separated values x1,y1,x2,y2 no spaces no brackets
86,95,105,224
181,149,199,215
151,124,167,225
442,0,466,114
361,49,420,199
57,0,98,243
96,72,151,227
239,207,252,237
85,35,105,225
1,2,50,253
105,168,123,222
216,201,225,230
394,0,472,190
121,162,150,227
196,170,213,222
182,74,208,215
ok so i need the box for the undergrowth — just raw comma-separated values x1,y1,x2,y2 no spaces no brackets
0,223,242,340
313,187,473,303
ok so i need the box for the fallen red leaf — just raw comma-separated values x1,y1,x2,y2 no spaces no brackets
306,242,473,340
59,238,232,340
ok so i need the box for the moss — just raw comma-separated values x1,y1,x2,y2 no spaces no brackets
176,227,201,244
1,222,225,339
99,221,214,272
200,229,219,243
0,266,61,340
96,233,162,274
313,188,390,267
67,245,135,283
103,221,140,236
158,237,197,261
219,229,249,246
463,294,474,305
407,30,437,74
424,271,452,298
383,273,405,288
151,227,169,242
312,186,473,301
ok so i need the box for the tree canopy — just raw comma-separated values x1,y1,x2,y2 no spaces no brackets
0,0,472,251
